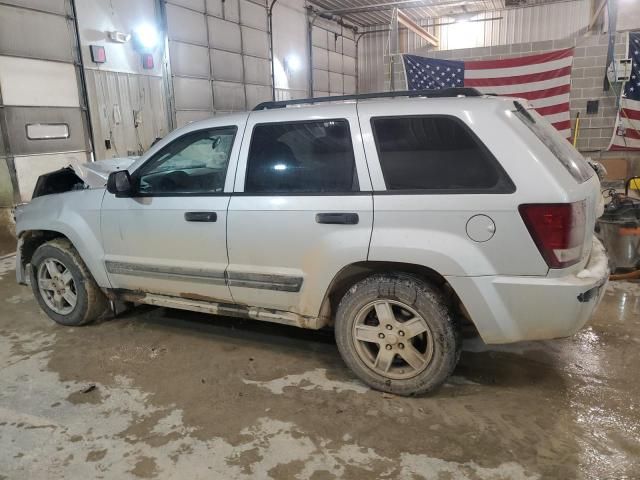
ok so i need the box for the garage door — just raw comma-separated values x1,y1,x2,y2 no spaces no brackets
0,0,93,202
165,0,274,127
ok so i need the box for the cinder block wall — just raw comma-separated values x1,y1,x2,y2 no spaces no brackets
387,33,639,166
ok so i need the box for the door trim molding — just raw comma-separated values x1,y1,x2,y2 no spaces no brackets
104,261,226,285
227,271,303,292
104,260,304,292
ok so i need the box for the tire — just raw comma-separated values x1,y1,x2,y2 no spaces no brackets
335,273,461,396
30,238,109,326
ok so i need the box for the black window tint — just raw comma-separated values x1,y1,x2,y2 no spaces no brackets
137,127,236,195
245,120,358,194
372,116,514,193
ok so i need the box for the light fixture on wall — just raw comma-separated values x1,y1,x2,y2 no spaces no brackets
132,24,160,51
108,31,131,43
284,54,301,74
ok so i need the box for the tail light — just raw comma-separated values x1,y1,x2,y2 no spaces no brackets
519,201,586,269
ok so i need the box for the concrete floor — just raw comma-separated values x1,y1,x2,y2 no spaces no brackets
0,256,639,479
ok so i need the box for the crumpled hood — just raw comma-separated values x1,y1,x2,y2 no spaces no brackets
71,157,139,188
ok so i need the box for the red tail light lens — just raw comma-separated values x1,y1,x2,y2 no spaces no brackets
519,201,586,269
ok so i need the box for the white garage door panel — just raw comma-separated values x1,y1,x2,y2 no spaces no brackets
241,27,269,59
343,39,356,57
313,69,329,91
14,152,91,202
176,110,212,128
168,0,205,12
312,27,328,49
0,57,79,107
312,47,328,70
343,75,356,95
173,77,213,110
245,84,271,109
243,56,270,85
0,5,74,63
239,0,267,30
1,0,66,15
211,50,243,82
208,17,242,53
329,72,343,93
213,81,246,111
343,56,356,76
170,42,210,78
167,4,207,45
208,0,239,22
329,51,343,74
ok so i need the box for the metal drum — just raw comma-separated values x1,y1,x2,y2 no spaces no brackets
598,203,640,271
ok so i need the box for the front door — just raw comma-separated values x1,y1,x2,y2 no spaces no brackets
101,123,242,302
226,104,373,318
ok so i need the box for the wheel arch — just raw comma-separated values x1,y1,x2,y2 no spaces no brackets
319,261,476,333
17,228,109,288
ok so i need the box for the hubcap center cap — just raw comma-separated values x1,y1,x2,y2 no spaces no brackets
386,333,399,345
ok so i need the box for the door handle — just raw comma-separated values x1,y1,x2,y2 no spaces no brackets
315,213,359,225
184,211,217,222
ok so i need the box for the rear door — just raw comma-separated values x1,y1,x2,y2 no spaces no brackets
226,104,373,318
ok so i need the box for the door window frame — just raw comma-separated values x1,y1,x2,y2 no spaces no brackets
233,105,373,195
129,125,239,198
239,118,361,196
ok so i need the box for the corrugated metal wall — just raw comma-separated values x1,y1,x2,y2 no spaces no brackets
358,0,591,93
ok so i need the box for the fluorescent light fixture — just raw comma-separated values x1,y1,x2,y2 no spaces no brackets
273,164,287,171
133,24,159,50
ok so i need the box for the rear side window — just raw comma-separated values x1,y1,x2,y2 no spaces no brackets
371,116,514,193
245,120,359,194
514,106,593,183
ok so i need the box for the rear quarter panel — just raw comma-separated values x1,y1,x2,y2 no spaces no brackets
357,97,570,277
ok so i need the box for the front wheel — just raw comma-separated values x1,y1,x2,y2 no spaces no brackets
335,273,461,396
30,238,109,326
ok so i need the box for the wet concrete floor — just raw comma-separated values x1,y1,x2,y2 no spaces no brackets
0,257,638,479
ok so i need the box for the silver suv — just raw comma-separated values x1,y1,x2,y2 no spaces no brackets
14,89,609,396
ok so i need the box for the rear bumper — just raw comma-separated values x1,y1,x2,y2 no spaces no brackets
447,238,609,344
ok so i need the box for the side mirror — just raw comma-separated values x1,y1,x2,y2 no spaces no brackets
107,170,133,197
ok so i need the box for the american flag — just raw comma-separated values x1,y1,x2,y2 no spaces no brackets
609,31,640,151
403,48,574,138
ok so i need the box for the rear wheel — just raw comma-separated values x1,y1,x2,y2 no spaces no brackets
335,273,460,396
30,238,109,326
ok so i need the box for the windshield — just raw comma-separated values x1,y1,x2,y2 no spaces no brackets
514,106,594,183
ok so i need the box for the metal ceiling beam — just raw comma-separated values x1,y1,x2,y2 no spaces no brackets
316,0,485,16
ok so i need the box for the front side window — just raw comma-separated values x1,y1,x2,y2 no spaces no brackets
371,116,514,193
137,127,236,195
245,120,359,194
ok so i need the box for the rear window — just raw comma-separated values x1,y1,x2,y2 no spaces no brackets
371,116,514,193
514,105,593,183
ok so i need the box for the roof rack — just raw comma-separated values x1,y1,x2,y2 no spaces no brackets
252,87,483,111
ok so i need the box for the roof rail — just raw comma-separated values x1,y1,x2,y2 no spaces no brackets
252,88,483,111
